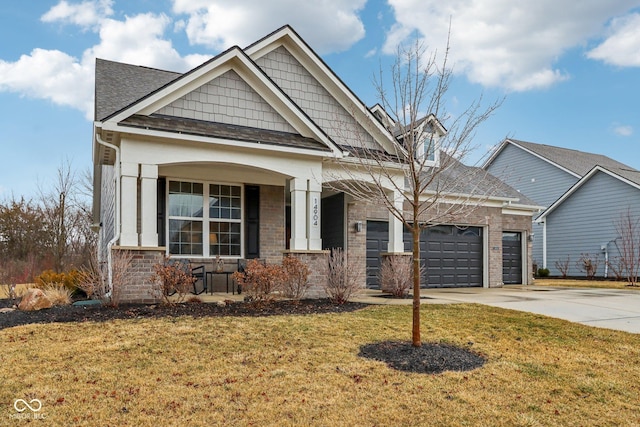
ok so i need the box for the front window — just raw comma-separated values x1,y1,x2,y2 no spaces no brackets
168,180,242,257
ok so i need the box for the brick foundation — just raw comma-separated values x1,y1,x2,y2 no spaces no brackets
283,250,329,298
113,247,164,303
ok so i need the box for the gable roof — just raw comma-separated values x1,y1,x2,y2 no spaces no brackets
95,58,179,121
244,25,399,155
427,152,539,206
536,165,640,221
95,45,343,156
484,138,633,178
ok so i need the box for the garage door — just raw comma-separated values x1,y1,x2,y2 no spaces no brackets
366,221,483,288
502,232,522,284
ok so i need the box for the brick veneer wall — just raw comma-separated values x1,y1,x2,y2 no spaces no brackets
346,201,368,290
283,251,329,298
259,184,285,264
115,247,165,303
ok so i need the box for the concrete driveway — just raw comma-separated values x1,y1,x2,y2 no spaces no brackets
356,286,640,334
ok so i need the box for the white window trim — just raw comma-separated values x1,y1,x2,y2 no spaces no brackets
166,178,244,258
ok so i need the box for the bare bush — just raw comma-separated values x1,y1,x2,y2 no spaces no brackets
79,249,133,307
576,253,599,280
323,248,360,304
281,256,311,300
379,255,415,298
232,259,285,302
613,208,640,286
554,256,570,279
150,256,196,305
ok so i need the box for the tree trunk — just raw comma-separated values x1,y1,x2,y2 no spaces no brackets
412,222,421,347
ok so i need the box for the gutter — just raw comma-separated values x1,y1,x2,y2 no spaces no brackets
95,131,120,296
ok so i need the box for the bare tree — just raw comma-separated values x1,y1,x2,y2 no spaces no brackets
39,160,95,272
326,38,501,347
613,208,640,286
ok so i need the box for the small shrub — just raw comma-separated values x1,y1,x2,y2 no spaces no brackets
536,268,550,277
43,284,72,306
323,248,360,304
281,256,311,300
186,296,203,304
150,256,196,305
379,255,413,297
35,269,81,293
232,259,285,302
78,249,134,307
554,256,570,279
576,253,599,279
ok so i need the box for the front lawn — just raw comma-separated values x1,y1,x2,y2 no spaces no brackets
1,304,639,426
535,278,640,289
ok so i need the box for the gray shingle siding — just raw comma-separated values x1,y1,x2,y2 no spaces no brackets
544,171,640,277
255,46,377,150
486,143,579,207
155,70,296,133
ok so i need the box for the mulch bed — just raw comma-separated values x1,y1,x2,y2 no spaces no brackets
0,298,367,331
1,298,485,374
359,340,486,374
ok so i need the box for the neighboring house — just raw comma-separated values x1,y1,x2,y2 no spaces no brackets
484,138,639,277
92,26,539,303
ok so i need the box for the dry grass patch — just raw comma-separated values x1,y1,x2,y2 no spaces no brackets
1,304,639,426
535,278,640,290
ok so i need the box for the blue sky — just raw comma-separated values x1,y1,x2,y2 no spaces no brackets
1,0,640,199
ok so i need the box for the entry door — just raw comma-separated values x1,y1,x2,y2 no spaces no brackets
502,232,522,284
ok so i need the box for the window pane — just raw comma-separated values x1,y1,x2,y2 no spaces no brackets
169,219,203,255
210,220,241,256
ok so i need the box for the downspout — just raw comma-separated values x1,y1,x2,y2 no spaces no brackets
95,133,120,295
542,220,547,269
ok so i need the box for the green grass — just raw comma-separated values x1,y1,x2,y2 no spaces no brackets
1,304,639,426
535,278,640,289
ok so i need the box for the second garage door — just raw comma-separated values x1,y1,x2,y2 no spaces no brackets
366,221,483,288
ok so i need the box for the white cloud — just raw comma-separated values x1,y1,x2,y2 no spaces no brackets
384,0,640,91
0,3,209,120
171,0,366,54
41,0,114,29
587,13,640,66
613,124,634,136
0,48,93,115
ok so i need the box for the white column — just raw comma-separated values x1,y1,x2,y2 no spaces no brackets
120,162,139,246
307,180,322,250
140,164,158,247
388,191,405,253
289,178,308,250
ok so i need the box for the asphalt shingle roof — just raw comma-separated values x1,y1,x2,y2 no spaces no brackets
95,58,180,121
120,114,331,152
510,139,633,177
428,152,538,205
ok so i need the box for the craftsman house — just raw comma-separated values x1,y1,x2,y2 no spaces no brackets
484,139,640,277
92,26,539,302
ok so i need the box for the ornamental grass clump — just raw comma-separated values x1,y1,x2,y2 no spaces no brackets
43,284,72,306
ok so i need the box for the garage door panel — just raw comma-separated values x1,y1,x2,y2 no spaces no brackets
367,222,483,288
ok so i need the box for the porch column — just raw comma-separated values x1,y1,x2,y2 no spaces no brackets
307,180,322,250
290,178,308,250
388,191,404,253
120,162,138,246
140,164,158,247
